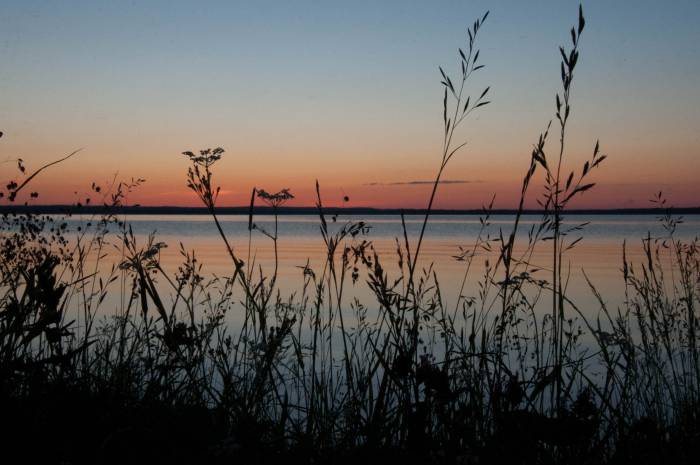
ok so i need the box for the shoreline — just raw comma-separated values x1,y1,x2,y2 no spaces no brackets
2,205,699,216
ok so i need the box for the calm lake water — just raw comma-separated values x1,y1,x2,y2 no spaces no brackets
68,213,700,321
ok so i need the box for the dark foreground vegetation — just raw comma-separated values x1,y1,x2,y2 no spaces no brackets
2,6,699,464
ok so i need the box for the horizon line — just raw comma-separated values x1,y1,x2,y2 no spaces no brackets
2,204,699,216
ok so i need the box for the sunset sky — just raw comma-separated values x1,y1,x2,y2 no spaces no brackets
1,0,698,209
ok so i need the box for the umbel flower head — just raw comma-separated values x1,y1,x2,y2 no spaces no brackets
182,147,224,168
256,188,294,208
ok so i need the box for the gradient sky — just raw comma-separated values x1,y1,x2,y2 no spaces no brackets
1,0,698,209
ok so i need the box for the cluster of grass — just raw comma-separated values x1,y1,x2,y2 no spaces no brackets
1,5,699,465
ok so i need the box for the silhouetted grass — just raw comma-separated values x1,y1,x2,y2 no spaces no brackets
1,5,699,465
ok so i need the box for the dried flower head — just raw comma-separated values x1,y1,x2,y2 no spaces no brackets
256,188,294,208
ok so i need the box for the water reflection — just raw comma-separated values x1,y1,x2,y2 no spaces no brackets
71,214,699,322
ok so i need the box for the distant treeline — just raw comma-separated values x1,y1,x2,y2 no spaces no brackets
2,204,699,216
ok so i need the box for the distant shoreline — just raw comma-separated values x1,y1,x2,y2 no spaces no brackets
2,205,699,216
